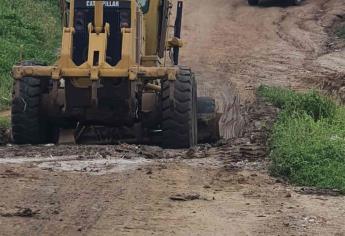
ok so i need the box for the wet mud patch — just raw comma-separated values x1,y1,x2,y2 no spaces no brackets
0,152,154,175
37,157,152,175
0,93,278,175
0,143,208,160
0,143,215,174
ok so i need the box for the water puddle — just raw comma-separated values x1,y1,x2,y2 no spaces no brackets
0,156,151,175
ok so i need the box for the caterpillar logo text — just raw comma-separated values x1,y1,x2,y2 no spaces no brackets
86,1,120,7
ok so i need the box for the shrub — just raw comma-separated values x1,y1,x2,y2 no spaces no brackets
260,86,345,193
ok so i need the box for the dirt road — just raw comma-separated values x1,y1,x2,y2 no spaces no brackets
1,0,345,235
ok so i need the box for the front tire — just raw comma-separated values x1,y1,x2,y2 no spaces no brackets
11,77,52,144
161,68,197,148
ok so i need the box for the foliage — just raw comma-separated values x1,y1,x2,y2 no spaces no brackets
0,0,61,110
259,85,345,193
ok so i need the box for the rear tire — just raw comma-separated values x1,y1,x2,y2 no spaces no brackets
161,68,197,148
11,76,52,144
248,0,259,6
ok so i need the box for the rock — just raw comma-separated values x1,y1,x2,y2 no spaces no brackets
44,144,55,147
0,207,38,217
52,210,60,215
257,215,266,218
184,146,208,159
139,146,164,159
169,193,200,201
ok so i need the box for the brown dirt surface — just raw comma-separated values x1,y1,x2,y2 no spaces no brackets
1,0,345,235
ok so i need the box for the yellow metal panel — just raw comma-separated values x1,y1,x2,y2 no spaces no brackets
12,65,177,80
144,0,160,56
69,0,74,27
87,32,108,67
12,0,178,82
94,0,104,34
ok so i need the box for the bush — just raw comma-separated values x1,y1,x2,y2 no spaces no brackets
260,86,345,193
0,0,61,110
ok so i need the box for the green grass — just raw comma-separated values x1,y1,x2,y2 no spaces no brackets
258,85,345,193
0,116,10,129
0,0,61,110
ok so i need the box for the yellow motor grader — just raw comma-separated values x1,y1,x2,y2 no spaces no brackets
11,0,219,148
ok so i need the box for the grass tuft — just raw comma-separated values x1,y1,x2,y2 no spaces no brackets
258,85,336,121
259,85,345,193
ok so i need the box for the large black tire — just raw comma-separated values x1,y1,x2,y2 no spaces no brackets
161,68,197,148
11,76,52,144
248,0,259,6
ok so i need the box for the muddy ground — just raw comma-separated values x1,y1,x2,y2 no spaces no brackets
1,0,345,235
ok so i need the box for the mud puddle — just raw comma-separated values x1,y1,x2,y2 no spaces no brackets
0,155,151,175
